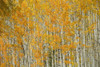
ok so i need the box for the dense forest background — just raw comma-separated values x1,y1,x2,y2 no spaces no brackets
0,0,100,67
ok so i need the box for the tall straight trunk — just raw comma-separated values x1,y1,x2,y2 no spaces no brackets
62,54,65,67
60,50,62,67
46,57,49,67
52,47,53,67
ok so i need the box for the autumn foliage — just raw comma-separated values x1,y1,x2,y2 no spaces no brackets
0,0,100,67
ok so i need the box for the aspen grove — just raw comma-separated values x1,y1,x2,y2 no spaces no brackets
0,0,100,67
